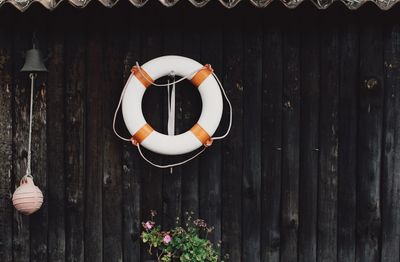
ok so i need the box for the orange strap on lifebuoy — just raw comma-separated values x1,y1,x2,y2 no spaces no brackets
191,64,213,87
190,123,213,147
131,123,154,146
131,66,153,88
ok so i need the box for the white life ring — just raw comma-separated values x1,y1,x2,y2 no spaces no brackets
122,55,223,155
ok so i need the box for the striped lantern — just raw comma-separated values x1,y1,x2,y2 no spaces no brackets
12,175,43,215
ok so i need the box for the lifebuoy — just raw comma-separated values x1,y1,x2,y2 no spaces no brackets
122,55,224,155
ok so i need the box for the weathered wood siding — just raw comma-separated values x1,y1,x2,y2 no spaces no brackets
0,1,400,262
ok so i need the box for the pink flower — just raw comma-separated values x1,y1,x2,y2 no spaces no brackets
163,234,172,244
144,221,154,230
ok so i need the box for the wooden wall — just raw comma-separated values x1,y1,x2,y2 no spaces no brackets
1,1,400,261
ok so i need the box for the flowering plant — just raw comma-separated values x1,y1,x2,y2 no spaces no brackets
141,211,227,262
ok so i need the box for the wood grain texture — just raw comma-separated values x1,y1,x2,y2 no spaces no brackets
318,27,339,262
261,26,282,262
47,31,66,262
29,52,48,262
381,23,400,262
337,24,358,262
356,24,384,262
298,29,319,262
221,27,243,262
162,25,182,230
178,0,202,218
65,32,86,262
140,30,163,262
103,30,124,262
0,28,13,262
181,31,201,217
199,27,223,251
85,31,104,262
280,28,300,262
122,32,142,262
12,32,31,262
0,5,399,262
242,25,262,262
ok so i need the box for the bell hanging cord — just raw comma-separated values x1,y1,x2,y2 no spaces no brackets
26,73,35,177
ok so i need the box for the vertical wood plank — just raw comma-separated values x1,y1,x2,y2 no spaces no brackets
47,31,66,262
181,31,201,216
103,30,124,262
381,23,400,262
85,31,104,262
65,32,85,262
122,32,142,262
337,24,358,262
162,25,182,229
280,28,300,262
318,27,339,262
298,29,319,262
0,29,13,262
356,24,383,262
261,26,282,262
13,32,31,262
199,28,223,249
29,47,48,262
221,28,243,262
242,26,262,262
179,19,203,233
140,29,163,262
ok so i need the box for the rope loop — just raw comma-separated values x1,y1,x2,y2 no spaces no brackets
113,61,233,169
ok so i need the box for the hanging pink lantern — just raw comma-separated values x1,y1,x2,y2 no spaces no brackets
12,175,43,215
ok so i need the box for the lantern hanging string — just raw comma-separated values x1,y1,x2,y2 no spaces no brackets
113,62,233,169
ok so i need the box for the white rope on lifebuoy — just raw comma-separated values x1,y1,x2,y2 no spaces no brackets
113,55,232,168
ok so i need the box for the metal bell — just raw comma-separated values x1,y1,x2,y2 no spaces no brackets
21,45,47,73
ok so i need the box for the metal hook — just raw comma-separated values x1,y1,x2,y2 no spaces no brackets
32,31,38,48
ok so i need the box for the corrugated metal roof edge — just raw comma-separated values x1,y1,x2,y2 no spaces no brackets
0,0,397,12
